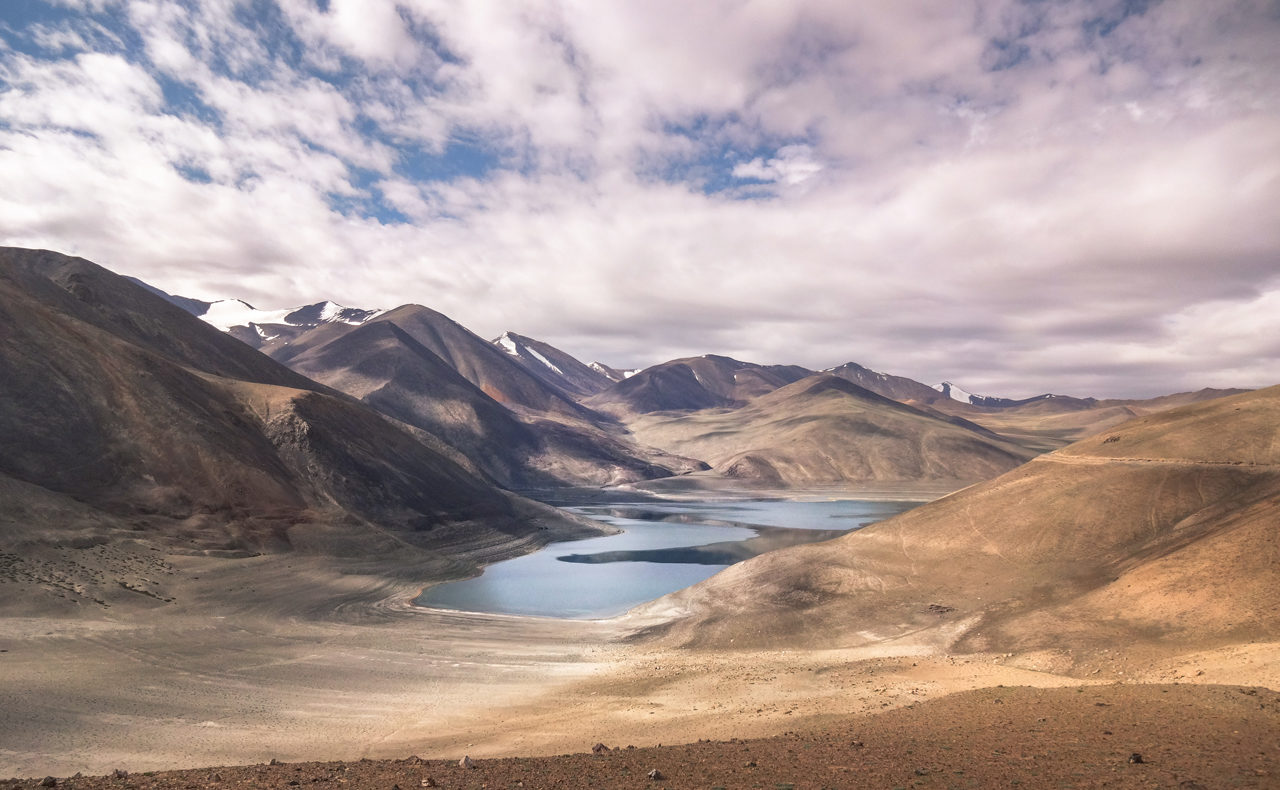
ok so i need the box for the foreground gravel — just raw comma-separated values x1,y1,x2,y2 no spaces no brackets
8,684,1278,790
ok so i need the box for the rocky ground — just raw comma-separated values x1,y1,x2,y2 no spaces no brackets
7,683,1278,790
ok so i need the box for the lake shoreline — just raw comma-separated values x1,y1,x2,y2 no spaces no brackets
413,496,921,619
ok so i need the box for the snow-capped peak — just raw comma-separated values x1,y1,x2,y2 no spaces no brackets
933,381,978,404
589,361,640,381
497,331,521,356
494,332,564,375
201,299,296,332
318,301,346,322
198,299,380,333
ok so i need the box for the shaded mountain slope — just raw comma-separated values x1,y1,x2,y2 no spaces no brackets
632,385,1280,660
626,374,1036,487
2,248,321,392
493,330,614,397
586,355,813,417
284,320,694,488
0,249,603,601
365,305,592,419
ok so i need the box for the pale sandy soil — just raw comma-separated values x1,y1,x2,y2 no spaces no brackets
3,482,1279,780
6,557,1279,780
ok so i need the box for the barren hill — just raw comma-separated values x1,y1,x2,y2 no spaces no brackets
634,384,1280,660
626,374,1037,487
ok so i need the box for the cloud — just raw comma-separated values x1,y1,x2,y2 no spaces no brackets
732,145,823,186
0,0,1277,398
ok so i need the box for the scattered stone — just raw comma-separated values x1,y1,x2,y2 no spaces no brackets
39,778,56,788
647,769,664,780
459,755,475,769
212,772,223,782
270,758,282,766
1128,753,1145,764
421,778,437,788
744,761,757,768
592,742,609,755
112,768,128,778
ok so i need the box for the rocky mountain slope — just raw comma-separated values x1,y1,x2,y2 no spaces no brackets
281,318,698,488
493,330,615,397
634,384,1280,658
0,247,604,615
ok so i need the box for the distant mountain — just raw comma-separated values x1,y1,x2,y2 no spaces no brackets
934,381,1098,410
149,284,703,486
493,331,614,397
586,354,814,416
162,281,1246,485
635,384,1280,655
626,374,1036,487
589,361,638,382
0,247,602,611
357,305,593,420
824,362,946,405
208,299,381,348
283,319,701,488
137,279,383,350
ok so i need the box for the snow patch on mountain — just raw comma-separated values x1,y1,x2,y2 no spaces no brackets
497,332,520,356
202,300,296,332
934,381,979,404
526,348,563,376
199,299,380,332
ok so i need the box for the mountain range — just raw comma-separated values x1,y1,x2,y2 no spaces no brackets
142,282,1243,492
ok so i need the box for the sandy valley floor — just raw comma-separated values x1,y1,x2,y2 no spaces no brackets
4,549,1279,780
4,481,1280,782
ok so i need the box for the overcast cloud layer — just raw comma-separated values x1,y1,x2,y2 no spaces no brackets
2,0,1278,398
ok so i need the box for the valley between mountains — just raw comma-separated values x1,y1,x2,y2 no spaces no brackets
2,247,1277,787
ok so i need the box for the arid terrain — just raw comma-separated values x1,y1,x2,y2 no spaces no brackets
2,249,1278,788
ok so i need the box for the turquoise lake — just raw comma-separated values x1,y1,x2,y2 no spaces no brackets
414,498,919,619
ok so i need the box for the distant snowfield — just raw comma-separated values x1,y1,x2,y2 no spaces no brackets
198,298,380,332
200,299,295,332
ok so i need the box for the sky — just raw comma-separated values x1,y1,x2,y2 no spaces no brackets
1,0,1278,398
